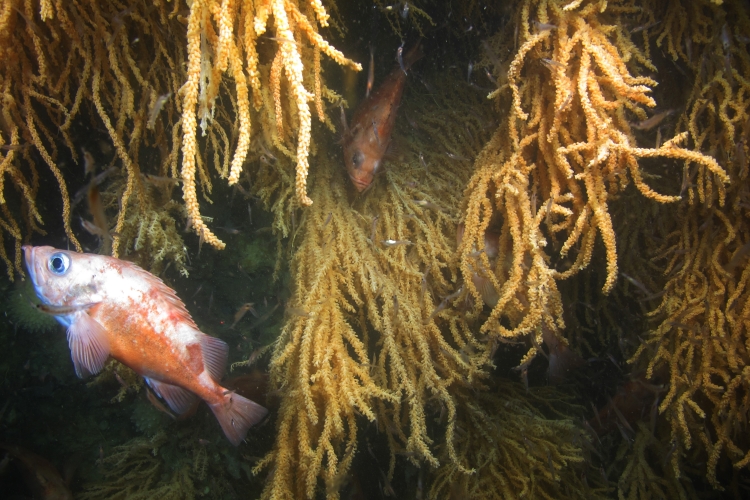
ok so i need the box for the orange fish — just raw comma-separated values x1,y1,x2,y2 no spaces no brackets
342,42,423,192
23,246,267,446
0,444,72,500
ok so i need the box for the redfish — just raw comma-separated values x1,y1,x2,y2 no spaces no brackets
23,246,267,446
0,444,72,500
343,42,423,192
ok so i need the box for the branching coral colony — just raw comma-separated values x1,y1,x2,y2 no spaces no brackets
253,80,497,499
0,0,358,277
624,0,750,492
461,0,725,371
4,0,750,498
466,0,748,495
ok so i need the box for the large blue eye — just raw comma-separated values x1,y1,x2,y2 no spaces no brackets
48,252,71,275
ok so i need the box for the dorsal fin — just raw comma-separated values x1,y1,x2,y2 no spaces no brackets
200,333,229,382
116,258,197,329
339,102,349,133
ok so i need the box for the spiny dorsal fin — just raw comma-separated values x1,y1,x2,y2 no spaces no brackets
116,258,197,329
200,334,229,382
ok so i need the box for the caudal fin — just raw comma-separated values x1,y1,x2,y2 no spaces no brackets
403,40,424,70
209,391,268,446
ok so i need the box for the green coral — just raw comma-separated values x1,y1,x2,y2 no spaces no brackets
430,382,608,499
4,280,60,334
131,399,171,437
233,237,275,276
87,359,144,403
79,433,196,500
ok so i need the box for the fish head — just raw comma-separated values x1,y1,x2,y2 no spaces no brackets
344,141,381,193
484,230,500,260
23,246,103,309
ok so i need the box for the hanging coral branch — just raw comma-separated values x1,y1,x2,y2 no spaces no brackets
180,0,361,250
254,80,494,499
629,0,750,488
459,0,725,369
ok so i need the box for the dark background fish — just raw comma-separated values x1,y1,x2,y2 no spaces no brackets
342,42,423,192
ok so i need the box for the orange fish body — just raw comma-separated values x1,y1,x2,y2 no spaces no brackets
23,246,267,446
0,444,72,500
343,43,422,192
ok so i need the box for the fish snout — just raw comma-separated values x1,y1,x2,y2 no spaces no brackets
348,173,371,192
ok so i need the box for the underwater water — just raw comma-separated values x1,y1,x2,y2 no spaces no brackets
1,0,750,499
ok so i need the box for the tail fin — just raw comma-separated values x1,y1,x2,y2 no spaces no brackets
403,39,424,70
209,391,268,446
542,326,584,385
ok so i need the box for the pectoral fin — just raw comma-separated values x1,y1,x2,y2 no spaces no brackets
67,312,110,378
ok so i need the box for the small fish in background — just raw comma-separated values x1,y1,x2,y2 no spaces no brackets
396,43,406,75
142,173,181,186
540,57,564,70
107,5,134,47
587,372,666,437
0,444,73,500
630,109,674,131
532,20,557,32
82,148,96,177
630,20,660,34
0,143,28,151
24,246,268,446
79,218,108,239
381,239,412,247
401,2,410,20
414,200,443,212
342,41,423,193
540,325,584,385
85,182,112,255
721,23,732,52
217,226,241,235
366,44,375,98
231,302,257,329
12,7,50,42
71,166,117,209
456,218,502,308
456,217,582,382
147,92,172,130
721,23,735,87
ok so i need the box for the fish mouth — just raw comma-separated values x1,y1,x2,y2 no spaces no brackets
348,174,370,192
22,246,38,286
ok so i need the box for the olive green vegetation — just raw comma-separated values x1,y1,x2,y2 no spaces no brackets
233,237,276,276
4,279,60,334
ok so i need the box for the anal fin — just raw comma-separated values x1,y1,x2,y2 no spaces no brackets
67,312,110,378
144,377,199,415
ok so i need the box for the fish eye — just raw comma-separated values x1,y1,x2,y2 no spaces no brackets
351,151,364,169
48,252,71,275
